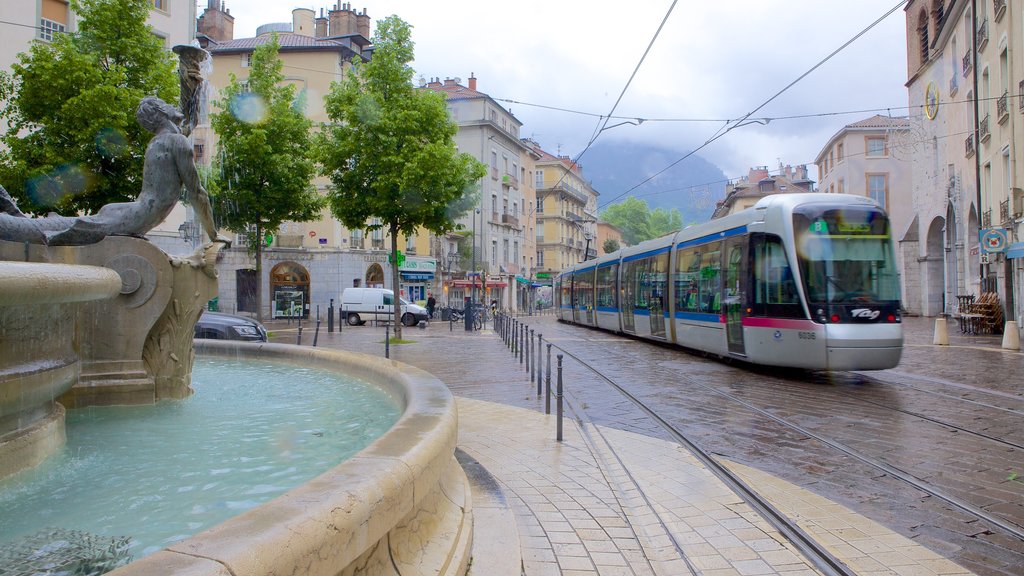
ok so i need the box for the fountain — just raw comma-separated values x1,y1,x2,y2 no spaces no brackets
0,45,472,575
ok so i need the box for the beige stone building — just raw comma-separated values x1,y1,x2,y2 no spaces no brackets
423,76,537,311
710,164,814,219
596,221,625,256
903,0,1022,333
815,115,915,310
526,140,599,276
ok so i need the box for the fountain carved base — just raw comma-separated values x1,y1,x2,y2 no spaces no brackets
0,236,221,479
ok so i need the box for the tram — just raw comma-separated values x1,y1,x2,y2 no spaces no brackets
555,193,903,371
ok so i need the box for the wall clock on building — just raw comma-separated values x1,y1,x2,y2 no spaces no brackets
924,81,940,120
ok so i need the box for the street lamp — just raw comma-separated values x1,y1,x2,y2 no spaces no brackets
468,208,480,331
583,231,594,262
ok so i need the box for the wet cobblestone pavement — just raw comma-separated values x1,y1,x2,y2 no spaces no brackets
264,313,1023,575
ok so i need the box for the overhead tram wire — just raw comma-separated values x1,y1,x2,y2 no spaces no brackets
547,0,679,194
596,0,909,211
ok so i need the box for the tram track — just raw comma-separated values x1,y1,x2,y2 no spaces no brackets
519,316,1024,575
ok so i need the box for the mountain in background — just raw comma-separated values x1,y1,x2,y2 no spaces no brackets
580,140,728,224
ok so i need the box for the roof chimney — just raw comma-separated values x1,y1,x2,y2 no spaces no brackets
468,73,477,91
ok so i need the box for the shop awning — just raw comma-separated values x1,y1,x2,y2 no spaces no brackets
1007,242,1024,259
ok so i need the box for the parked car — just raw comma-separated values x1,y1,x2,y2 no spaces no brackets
194,311,268,342
341,287,430,326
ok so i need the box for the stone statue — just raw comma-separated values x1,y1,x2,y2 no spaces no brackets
0,96,228,248
172,44,208,138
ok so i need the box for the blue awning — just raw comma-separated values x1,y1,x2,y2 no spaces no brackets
1007,242,1024,259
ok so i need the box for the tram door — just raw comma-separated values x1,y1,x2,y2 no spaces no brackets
621,259,638,334
724,239,747,355
647,254,668,339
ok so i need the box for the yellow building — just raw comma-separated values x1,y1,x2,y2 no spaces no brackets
525,140,599,276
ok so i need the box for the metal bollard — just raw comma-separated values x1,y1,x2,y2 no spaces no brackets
526,329,532,375
327,299,334,333
385,325,390,358
513,320,518,355
296,314,303,345
519,324,525,364
313,315,321,347
535,334,542,394
545,343,552,414
556,354,564,442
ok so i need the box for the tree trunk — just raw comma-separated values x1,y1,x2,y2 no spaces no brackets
390,221,402,340
254,222,263,323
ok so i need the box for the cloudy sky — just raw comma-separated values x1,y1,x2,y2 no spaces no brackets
227,1,910,193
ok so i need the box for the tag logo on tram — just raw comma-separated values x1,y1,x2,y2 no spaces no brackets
850,308,880,320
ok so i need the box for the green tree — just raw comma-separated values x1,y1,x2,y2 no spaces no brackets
601,197,682,245
0,0,177,215
207,34,323,322
316,16,486,338
601,197,652,245
649,206,683,237
602,238,620,254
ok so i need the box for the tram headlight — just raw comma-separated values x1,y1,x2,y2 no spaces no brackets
815,308,828,323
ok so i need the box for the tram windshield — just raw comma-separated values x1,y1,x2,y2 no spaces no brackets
793,205,900,305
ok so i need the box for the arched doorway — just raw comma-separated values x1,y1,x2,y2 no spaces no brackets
365,263,385,288
924,216,946,316
270,261,310,319
945,201,960,314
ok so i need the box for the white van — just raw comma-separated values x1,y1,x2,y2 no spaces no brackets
341,287,430,327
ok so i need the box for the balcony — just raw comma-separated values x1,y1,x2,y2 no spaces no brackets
1000,199,1010,224
490,166,499,180
997,91,1008,123
979,114,990,143
501,213,519,228
965,134,975,158
977,19,988,51
983,209,992,228
349,238,365,250
501,173,518,189
994,0,1006,22
963,52,972,77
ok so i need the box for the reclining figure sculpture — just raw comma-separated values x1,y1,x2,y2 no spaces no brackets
0,96,227,248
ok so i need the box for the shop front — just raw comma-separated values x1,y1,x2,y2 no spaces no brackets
399,257,436,305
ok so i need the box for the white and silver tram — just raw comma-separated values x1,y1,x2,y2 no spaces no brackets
555,193,903,371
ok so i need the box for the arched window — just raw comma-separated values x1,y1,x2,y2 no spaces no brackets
918,10,930,61
932,0,944,28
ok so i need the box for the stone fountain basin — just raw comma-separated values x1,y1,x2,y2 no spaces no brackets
109,341,470,576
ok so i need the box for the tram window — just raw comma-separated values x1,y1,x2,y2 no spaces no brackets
596,265,616,308
751,234,803,318
698,246,721,313
675,248,701,312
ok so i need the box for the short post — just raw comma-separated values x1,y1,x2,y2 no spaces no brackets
296,315,303,345
339,307,344,333
313,305,321,347
535,334,542,394
512,319,518,355
545,344,552,414
526,329,532,375
385,325,391,358
449,310,453,332
1003,320,1021,350
519,323,525,364
556,354,564,442
933,316,949,346
327,299,334,333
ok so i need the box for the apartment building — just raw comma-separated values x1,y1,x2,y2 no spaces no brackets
904,0,1022,331
815,115,915,311
710,164,814,219
526,140,600,276
423,75,537,311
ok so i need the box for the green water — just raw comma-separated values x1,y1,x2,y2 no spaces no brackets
0,357,401,561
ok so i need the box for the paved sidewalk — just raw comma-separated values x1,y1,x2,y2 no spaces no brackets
264,315,986,576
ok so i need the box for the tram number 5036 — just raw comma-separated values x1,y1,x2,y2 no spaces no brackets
798,331,817,340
